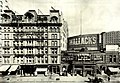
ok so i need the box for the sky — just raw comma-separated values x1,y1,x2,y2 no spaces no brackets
8,0,120,37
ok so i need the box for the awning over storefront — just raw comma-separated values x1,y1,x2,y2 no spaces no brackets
36,68,47,72
108,67,120,72
0,65,10,72
8,65,19,72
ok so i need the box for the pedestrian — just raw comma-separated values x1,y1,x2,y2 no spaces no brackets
108,76,110,81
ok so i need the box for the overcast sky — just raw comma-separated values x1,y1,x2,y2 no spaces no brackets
8,0,120,37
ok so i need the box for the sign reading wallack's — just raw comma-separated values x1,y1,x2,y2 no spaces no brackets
69,34,99,46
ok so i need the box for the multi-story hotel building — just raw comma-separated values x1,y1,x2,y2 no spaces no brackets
0,9,68,75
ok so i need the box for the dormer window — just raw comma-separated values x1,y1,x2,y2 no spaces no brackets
50,16,58,23
1,13,10,22
24,12,34,22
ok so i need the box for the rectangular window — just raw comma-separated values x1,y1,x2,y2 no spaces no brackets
44,41,47,46
51,41,57,46
51,57,54,63
51,48,57,54
41,56,44,63
4,41,6,46
51,34,54,39
7,41,9,46
4,34,6,39
51,34,57,39
54,34,57,39
45,57,48,63
7,34,9,39
45,48,48,54
55,57,57,63
113,55,116,62
55,41,57,46
45,34,48,39
51,56,57,63
4,27,6,32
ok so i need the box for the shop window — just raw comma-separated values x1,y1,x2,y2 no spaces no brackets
109,55,112,62
113,55,116,62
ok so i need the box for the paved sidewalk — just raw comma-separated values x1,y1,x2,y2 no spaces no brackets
0,75,88,83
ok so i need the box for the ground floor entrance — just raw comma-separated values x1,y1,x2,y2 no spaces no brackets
73,64,96,77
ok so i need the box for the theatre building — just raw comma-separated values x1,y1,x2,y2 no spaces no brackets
66,34,105,76
0,9,68,76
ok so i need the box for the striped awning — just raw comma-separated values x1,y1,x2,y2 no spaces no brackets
108,67,120,72
0,65,10,72
8,65,19,72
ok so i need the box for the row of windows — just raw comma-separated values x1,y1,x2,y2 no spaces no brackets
3,56,57,64
3,27,60,32
13,33,47,39
14,33,58,39
4,40,59,47
13,41,48,46
13,48,48,54
4,48,58,54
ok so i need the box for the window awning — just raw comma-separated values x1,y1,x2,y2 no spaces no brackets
0,65,10,72
8,65,19,72
108,67,120,72
36,68,47,72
